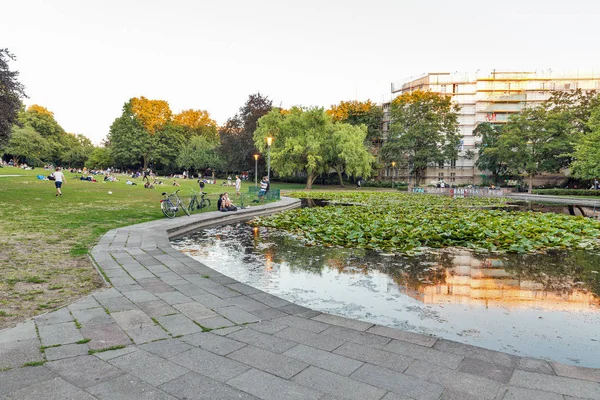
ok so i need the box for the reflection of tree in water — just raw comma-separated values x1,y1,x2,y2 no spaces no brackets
380,252,452,293
500,251,600,297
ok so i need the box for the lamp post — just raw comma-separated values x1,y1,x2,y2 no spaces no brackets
266,136,273,182
526,140,534,194
391,161,396,188
253,154,259,187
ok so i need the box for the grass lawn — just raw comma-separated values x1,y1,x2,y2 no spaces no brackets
0,167,376,329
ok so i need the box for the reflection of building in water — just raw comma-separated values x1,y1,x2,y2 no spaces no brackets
398,253,599,310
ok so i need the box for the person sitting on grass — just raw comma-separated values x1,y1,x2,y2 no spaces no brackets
173,180,180,187
144,181,154,189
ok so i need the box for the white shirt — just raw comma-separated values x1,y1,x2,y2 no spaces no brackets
53,171,65,182
235,178,241,190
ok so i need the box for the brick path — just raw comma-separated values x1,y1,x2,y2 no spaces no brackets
1,197,599,399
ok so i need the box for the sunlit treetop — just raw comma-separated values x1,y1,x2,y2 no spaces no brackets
173,109,217,129
327,100,378,121
130,96,172,134
27,104,54,117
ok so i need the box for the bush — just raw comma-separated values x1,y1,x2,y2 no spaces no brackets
532,189,600,197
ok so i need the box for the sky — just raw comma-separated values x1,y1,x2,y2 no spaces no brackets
2,0,600,144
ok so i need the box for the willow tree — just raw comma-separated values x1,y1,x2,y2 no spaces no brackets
382,90,461,186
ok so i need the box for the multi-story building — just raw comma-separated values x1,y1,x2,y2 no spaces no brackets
383,70,600,185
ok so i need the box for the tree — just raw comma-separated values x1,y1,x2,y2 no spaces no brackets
176,136,222,173
0,49,26,146
544,89,600,136
498,106,572,193
86,146,112,170
107,101,149,169
17,105,67,164
173,109,219,143
326,123,374,186
219,93,272,173
130,96,172,134
381,90,461,186
5,125,50,165
327,100,383,143
61,134,94,168
254,107,373,189
473,122,508,185
571,107,600,181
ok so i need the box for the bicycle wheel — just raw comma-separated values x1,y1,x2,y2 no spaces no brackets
199,198,211,211
179,198,191,216
189,196,198,211
161,199,176,218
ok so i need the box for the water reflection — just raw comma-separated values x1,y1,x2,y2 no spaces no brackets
172,223,600,367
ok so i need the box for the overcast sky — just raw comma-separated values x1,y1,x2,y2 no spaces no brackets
2,0,600,144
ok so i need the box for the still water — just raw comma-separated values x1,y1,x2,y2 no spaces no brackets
172,224,600,367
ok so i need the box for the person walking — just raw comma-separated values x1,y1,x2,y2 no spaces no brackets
235,175,241,196
52,167,66,197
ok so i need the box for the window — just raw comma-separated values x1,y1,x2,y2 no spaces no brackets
450,159,457,168
452,84,458,94
450,173,456,182
438,172,444,180
438,161,445,168
441,85,447,93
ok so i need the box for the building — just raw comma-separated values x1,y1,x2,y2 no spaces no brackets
385,70,600,185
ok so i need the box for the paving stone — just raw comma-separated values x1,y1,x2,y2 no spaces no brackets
145,264,170,274
292,366,386,400
517,358,555,375
273,315,330,333
71,307,113,326
500,386,564,400
275,326,344,352
552,362,600,383
321,325,391,349
181,332,246,355
434,339,519,368
404,360,503,400
0,366,55,395
226,282,262,295
381,393,415,400
196,316,236,329
214,305,260,324
295,310,322,319
94,288,124,301
97,296,138,312
277,304,313,315
46,355,125,388
311,313,373,332
80,322,132,350
155,291,193,305
190,293,230,309
212,326,244,336
333,342,414,373
109,349,189,386
94,346,139,360
126,324,170,344
438,388,484,400
211,275,238,285
38,321,83,346
138,279,175,294
249,292,292,308
203,284,243,299
174,283,214,297
155,314,203,336
0,338,44,369
228,345,309,379
67,296,102,312
250,307,289,320
367,325,438,348
225,296,271,312
170,348,249,382
173,302,218,321
7,376,97,400
181,274,222,288
139,338,192,358
128,269,156,280
88,372,178,399
159,371,258,400
34,307,73,326
0,320,37,344
228,368,322,400
509,369,600,399
45,343,90,361
385,339,463,369
134,300,177,317
122,289,160,303
111,309,155,330
227,327,297,354
350,363,444,400
457,357,515,383
284,344,363,376
248,321,288,334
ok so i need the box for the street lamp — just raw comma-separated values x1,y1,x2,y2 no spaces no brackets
391,161,396,188
253,154,259,187
266,136,273,182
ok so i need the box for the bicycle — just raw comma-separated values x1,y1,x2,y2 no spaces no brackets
160,189,190,218
188,190,211,212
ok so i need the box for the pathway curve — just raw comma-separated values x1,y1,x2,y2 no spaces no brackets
1,197,599,400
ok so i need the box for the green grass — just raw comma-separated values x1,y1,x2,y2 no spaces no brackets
88,345,126,354
22,360,47,367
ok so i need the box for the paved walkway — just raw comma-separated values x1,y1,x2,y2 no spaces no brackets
508,193,600,208
1,197,600,400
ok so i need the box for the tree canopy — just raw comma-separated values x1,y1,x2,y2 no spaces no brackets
0,49,26,146
571,107,600,180
381,90,461,185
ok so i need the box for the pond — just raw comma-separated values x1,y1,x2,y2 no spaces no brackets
172,222,600,368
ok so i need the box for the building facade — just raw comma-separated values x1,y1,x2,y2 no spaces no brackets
384,70,600,185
